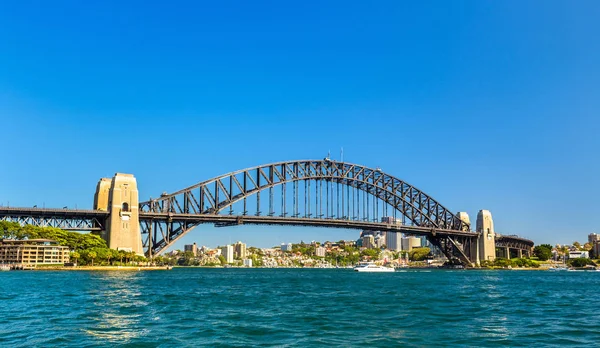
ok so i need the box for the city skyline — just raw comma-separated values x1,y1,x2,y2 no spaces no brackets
1,1,599,249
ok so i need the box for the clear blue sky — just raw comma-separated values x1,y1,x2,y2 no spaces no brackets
1,1,599,250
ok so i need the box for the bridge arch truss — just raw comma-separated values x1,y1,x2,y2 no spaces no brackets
139,160,471,257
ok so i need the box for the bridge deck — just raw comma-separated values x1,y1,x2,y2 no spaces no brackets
0,207,109,217
138,213,478,237
0,207,533,249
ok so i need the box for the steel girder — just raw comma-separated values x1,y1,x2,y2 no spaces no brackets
495,234,534,251
139,160,470,256
0,207,108,231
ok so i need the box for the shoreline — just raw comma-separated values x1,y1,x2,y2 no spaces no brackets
32,266,171,271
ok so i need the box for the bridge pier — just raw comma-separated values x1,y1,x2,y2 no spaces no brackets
505,246,511,259
477,210,496,263
518,249,523,259
94,173,143,255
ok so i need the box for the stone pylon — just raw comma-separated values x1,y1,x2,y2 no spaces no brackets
477,210,496,263
94,173,143,255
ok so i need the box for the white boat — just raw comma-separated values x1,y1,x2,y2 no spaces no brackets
0,264,10,271
354,262,395,272
548,266,569,271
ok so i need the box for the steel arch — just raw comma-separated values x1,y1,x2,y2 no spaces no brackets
139,160,469,255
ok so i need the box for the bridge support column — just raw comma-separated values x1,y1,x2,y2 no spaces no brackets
94,173,143,255
458,212,479,266
505,247,510,259
518,249,523,259
477,210,496,263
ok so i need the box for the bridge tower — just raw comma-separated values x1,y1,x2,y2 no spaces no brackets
457,212,479,265
93,178,111,211
477,210,496,263
94,173,143,255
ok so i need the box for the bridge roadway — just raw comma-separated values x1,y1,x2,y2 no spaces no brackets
0,206,532,247
140,212,478,236
0,207,108,231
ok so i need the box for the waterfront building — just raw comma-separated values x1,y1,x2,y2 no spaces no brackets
243,259,253,267
281,243,293,252
184,242,198,257
221,245,234,263
0,239,70,265
401,236,421,251
386,232,402,251
588,233,600,244
234,241,247,259
569,250,589,259
315,246,326,257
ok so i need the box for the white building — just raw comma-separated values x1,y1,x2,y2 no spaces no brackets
315,246,326,257
221,245,234,263
569,250,589,259
401,236,421,251
243,259,253,267
386,232,402,251
281,243,293,252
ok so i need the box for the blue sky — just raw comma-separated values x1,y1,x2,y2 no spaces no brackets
1,1,599,249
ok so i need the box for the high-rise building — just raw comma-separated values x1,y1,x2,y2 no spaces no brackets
374,233,386,248
588,233,600,244
315,246,326,257
386,232,402,251
362,235,375,249
184,242,198,257
233,241,246,259
221,245,234,263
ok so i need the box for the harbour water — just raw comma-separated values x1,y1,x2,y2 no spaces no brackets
1,269,599,347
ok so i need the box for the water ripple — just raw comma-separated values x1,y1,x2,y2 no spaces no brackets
1,269,600,346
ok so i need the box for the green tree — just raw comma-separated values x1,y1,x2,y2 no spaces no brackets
88,251,97,266
70,251,80,264
409,247,431,261
0,221,22,239
568,258,595,268
534,245,552,261
360,248,380,259
218,255,226,265
118,250,126,264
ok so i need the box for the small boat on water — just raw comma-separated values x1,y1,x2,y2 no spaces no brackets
548,266,569,271
353,262,395,273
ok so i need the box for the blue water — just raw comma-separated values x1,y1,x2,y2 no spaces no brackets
1,269,599,347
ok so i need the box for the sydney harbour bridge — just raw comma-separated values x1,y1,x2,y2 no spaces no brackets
0,159,533,266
